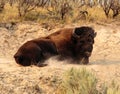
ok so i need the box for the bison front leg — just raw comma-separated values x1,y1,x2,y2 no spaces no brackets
75,56,89,64
80,57,89,64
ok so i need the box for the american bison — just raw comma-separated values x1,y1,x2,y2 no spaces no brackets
14,39,58,66
14,26,96,66
45,26,96,64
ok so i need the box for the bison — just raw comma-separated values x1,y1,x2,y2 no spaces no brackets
14,26,96,66
14,39,58,66
45,26,96,64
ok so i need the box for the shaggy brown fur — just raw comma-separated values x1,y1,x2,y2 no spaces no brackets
45,26,96,64
14,39,58,66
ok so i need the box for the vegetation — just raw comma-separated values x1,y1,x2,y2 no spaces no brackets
56,68,99,94
0,0,119,23
56,68,120,94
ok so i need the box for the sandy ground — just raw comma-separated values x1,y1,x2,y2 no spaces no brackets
0,21,120,94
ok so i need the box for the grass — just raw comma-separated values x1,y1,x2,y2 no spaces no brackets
56,68,99,94
106,81,120,94
0,4,19,23
56,68,120,94
87,6,107,22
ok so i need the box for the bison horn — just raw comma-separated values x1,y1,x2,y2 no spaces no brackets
94,32,97,37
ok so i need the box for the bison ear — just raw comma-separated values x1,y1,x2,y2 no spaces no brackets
94,32,97,37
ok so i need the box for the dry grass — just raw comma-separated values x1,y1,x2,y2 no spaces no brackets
87,7,107,22
0,4,120,24
106,81,120,94
0,4,19,23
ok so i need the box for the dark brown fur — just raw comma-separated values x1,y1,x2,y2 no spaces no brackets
46,28,73,56
45,26,96,64
14,39,58,66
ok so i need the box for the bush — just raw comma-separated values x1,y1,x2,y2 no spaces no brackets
56,68,100,94
56,68,120,94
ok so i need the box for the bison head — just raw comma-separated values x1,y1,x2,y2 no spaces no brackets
71,26,96,64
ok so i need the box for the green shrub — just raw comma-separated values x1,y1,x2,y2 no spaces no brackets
56,68,100,94
56,68,120,94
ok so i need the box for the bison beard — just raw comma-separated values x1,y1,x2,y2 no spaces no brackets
14,26,96,66
45,26,96,64
14,39,58,66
